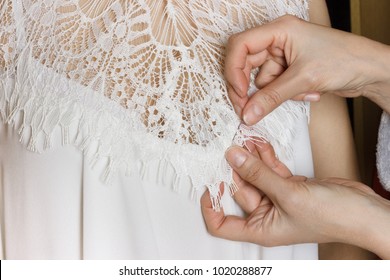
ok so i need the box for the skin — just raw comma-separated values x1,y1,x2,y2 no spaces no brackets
223,0,370,259
224,15,390,123
201,15,390,259
201,144,390,260
304,0,370,259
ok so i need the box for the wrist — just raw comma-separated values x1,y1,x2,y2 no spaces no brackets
353,194,390,259
361,42,390,113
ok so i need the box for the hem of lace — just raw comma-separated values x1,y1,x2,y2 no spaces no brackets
1,49,310,211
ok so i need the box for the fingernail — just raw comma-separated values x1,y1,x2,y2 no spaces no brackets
303,93,321,102
225,147,248,168
243,104,263,125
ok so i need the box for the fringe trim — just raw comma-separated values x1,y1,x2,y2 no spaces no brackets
1,48,309,211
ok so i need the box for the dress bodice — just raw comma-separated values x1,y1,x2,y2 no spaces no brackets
0,0,310,208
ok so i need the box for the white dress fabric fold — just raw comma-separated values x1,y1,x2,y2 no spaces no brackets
0,115,316,259
0,0,318,259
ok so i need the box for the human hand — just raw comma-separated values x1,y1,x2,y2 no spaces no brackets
225,15,390,125
201,145,390,258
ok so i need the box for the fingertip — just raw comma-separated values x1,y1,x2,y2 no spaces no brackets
243,103,264,125
254,140,271,152
225,146,249,168
303,93,321,102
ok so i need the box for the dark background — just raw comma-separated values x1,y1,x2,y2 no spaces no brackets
326,0,351,31
325,0,354,126
325,0,390,199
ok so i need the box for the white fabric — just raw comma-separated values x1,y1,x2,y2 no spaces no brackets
1,0,310,205
377,112,390,190
0,115,317,259
0,0,318,259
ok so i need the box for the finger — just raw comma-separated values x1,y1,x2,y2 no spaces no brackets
248,51,275,70
200,189,251,241
224,24,281,99
226,52,269,116
225,146,290,201
292,92,321,102
227,84,248,118
242,66,309,125
232,171,263,213
255,142,293,178
255,59,285,89
224,49,265,100
200,188,226,227
243,139,257,154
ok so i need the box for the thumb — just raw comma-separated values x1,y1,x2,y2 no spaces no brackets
225,146,289,201
242,66,311,125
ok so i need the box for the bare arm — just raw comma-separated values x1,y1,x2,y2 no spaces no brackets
310,94,378,259
201,146,390,259
307,0,375,259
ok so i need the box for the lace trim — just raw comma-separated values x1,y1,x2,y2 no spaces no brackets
1,51,309,209
1,0,310,210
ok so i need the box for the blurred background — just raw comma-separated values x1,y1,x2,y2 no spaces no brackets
326,0,390,198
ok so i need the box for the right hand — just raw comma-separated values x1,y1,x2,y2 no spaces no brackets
225,15,390,125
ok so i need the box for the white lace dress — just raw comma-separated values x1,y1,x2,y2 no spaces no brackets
0,0,317,259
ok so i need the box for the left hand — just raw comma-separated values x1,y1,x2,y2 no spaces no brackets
201,142,306,245
201,144,381,249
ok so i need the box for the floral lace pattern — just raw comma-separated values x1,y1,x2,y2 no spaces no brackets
0,0,309,209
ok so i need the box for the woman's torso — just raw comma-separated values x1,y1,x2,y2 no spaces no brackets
0,0,317,259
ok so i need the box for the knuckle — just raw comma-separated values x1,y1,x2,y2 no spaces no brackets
204,219,219,236
303,69,320,87
285,14,301,25
207,226,219,237
243,163,264,184
274,15,300,33
204,215,226,238
280,14,302,29
209,223,226,239
282,181,306,210
260,88,282,107
299,63,322,89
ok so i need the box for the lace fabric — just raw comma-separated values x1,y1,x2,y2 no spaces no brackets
0,0,309,209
